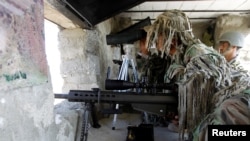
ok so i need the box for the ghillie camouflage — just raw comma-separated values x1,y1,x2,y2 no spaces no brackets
142,9,250,140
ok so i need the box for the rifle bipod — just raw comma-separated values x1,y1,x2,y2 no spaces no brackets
79,102,101,141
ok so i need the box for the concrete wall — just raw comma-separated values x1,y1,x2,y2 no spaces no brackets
52,17,135,141
0,0,55,141
214,14,250,42
58,18,132,92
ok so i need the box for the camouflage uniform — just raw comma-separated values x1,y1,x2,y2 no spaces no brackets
192,56,250,141
143,9,250,141
229,56,250,81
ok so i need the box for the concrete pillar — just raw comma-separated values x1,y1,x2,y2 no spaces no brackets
0,1,55,141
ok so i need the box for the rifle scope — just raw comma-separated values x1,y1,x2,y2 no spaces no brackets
105,79,177,91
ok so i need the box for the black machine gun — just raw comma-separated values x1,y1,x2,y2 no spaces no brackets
54,79,178,141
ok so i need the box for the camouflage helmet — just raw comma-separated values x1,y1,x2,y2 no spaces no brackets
218,31,245,48
144,9,198,57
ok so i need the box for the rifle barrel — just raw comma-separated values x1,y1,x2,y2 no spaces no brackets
54,94,69,99
54,89,177,105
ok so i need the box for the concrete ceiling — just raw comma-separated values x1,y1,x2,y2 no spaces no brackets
119,0,250,23
44,0,250,29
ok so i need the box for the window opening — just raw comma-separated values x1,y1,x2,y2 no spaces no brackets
44,19,64,105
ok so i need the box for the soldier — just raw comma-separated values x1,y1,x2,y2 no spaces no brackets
218,31,244,61
192,31,250,141
142,9,250,140
218,31,249,80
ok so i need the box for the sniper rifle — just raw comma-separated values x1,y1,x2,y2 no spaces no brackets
54,79,178,141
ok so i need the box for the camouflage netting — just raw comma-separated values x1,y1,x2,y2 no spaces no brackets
143,9,250,139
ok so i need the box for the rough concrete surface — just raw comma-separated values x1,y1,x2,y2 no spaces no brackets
54,100,181,141
87,113,180,141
